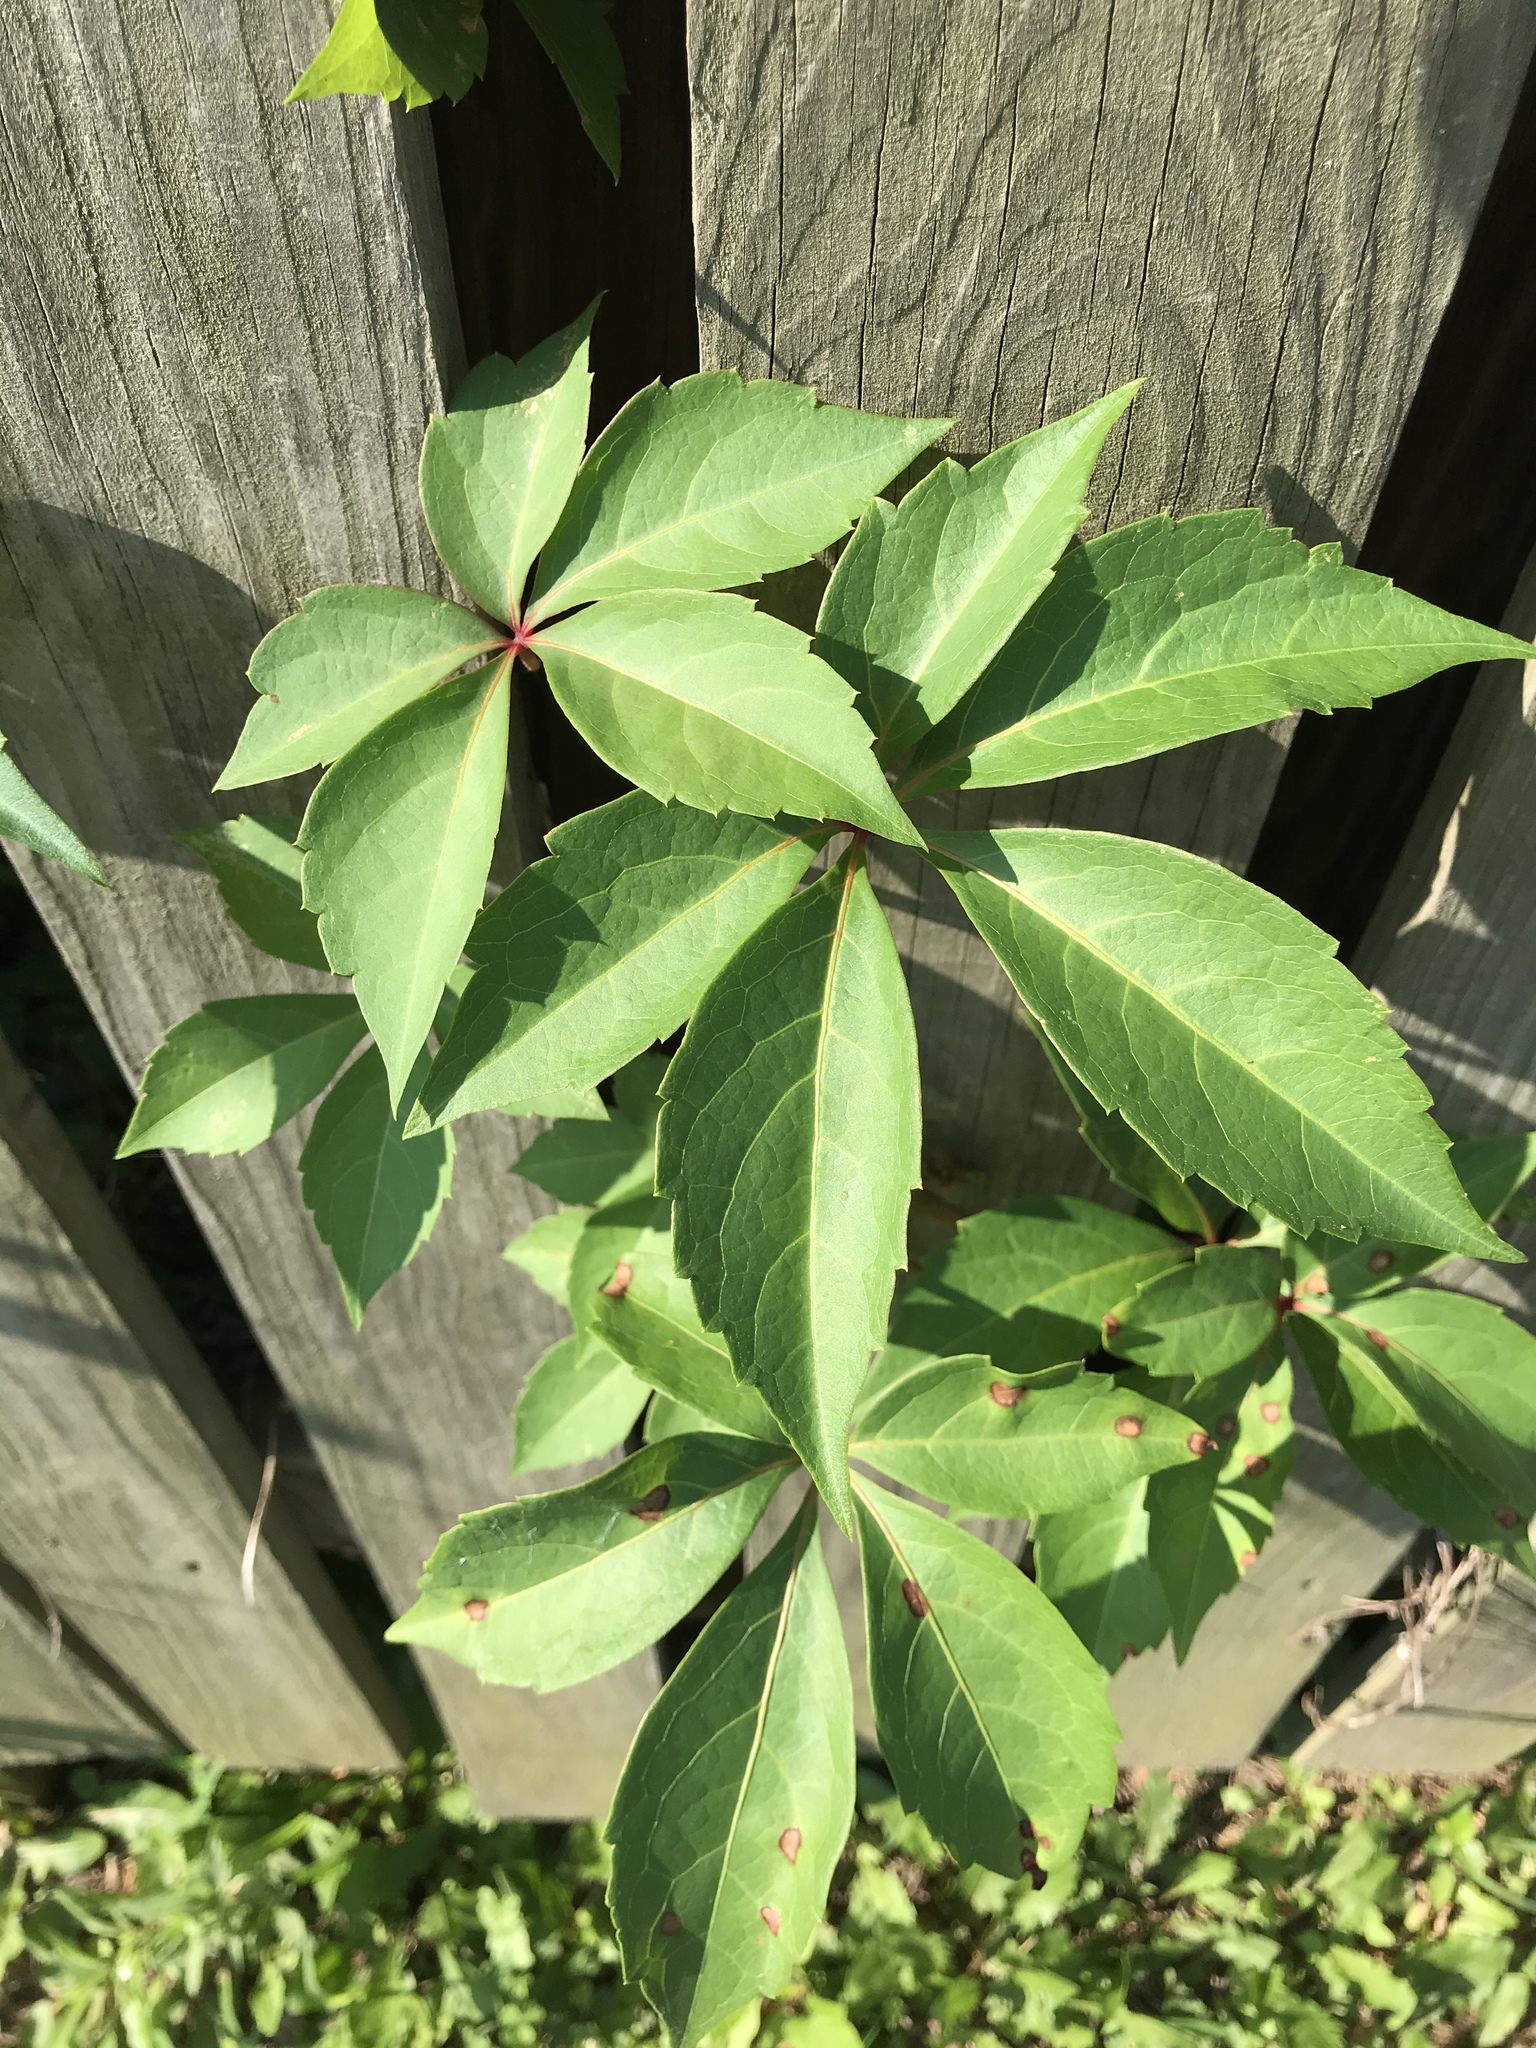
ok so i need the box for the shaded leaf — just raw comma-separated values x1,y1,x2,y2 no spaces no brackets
180,814,328,971
1038,1033,1224,1239
862,1198,1188,1414
658,859,921,1530
529,373,948,618
118,995,366,1159
1032,1479,1171,1672
299,1044,454,1325
0,734,103,883
1105,1246,1282,1380
510,1334,648,1478
511,1112,654,1208
515,0,626,179
218,587,497,789
421,309,595,625
387,1435,793,1689
817,386,1137,756
420,794,817,1125
537,592,920,844
300,659,511,1105
855,1480,1118,1875
930,827,1509,1257
904,511,1534,792
289,0,487,107
607,1503,854,2046
502,1208,590,1302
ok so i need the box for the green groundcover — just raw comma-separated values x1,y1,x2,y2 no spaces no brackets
3,1749,1533,2047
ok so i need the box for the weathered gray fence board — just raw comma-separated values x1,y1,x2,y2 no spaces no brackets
688,0,1536,1212
0,1554,169,1765
0,0,653,1811
0,1032,407,1767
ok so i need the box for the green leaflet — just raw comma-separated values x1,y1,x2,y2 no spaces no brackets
607,1504,854,2047
1310,1130,1536,1302
852,1358,1202,1518
387,1435,794,1690
537,592,921,846
816,386,1137,756
1105,1245,1282,1380
502,1208,590,1302
217,587,497,789
930,827,1510,1258
419,794,818,1125
1145,1358,1295,1660
528,371,949,619
511,1114,654,1208
289,0,487,107
587,1207,784,1443
515,0,626,180
298,1044,455,1325
1331,1291,1536,1513
421,309,595,625
567,1195,669,1347
902,511,1534,793
509,1334,649,1478
1032,1479,1171,1672
1038,1033,1224,1239
644,1394,725,1444
855,1480,1118,1876
861,1198,1189,1413
1292,1312,1536,1570
0,734,103,883
658,860,921,1531
300,659,511,1106
180,815,328,972
117,995,366,1159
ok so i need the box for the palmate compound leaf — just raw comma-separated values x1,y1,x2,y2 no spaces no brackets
816,385,1138,758
509,1333,648,1478
535,593,920,845
117,995,366,1159
901,509,1535,794
0,734,103,883
607,1498,854,2048
300,658,511,1106
928,827,1511,1258
854,1478,1118,1877
418,793,819,1126
386,1434,795,1689
858,1198,1189,1415
217,587,498,790
179,815,329,971
1290,1310,1536,1571
298,1043,454,1325
1103,1245,1283,1380
657,858,921,1531
1032,1479,1172,1671
515,0,626,180
421,306,595,626
581,1205,784,1443
852,1357,1203,1518
526,371,949,620
289,0,487,108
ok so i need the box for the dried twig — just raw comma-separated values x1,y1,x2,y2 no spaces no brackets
240,1418,280,1609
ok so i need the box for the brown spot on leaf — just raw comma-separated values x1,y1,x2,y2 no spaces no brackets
1214,1413,1238,1439
1367,1249,1394,1273
1037,1834,1052,1853
631,1484,671,1522
659,1910,682,1936
1187,1431,1215,1457
779,1827,801,1864
1120,1642,1138,1661
1239,1550,1258,1569
463,1599,489,1622
1296,1270,1330,1296
901,1577,929,1620
989,1381,1023,1407
1244,1454,1270,1477
1113,1414,1143,1438
1494,1506,1523,1530
601,1261,634,1299
1366,1329,1390,1350
1102,1313,1122,1339
760,1905,781,1936
1261,1401,1283,1424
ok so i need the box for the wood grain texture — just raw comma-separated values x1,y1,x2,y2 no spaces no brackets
0,1034,406,1767
688,0,1535,1212
0,1553,170,1765
0,0,653,1812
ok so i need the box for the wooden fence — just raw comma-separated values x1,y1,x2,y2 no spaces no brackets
2,0,1535,1803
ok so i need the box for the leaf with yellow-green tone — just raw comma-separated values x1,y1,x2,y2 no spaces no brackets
300,659,511,1106
289,0,486,109
502,1208,590,1303
1032,1480,1171,1672
510,1334,649,1478
1104,1245,1283,1380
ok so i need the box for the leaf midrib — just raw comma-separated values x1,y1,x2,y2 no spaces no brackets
801,857,863,1450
